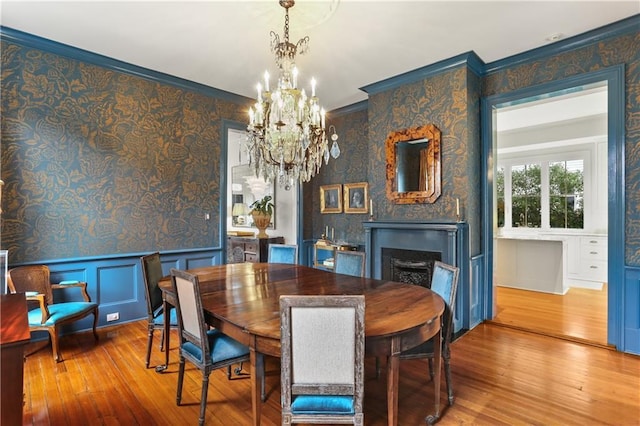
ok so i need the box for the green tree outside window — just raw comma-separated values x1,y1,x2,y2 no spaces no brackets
549,160,584,229
511,164,541,228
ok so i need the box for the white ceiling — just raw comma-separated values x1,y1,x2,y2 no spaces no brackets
497,84,608,131
1,1,638,111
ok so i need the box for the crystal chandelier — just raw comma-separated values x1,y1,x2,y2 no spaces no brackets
247,0,340,190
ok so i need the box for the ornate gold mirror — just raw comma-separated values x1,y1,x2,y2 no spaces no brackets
385,124,441,204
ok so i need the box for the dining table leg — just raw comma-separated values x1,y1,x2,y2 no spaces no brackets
250,348,264,426
426,329,442,425
386,353,400,426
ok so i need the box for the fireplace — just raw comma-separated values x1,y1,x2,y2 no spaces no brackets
364,221,469,332
382,248,441,287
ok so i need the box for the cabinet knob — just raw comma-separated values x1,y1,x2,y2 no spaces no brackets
590,265,598,269
590,251,598,255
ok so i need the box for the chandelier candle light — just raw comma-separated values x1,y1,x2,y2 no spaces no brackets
247,0,340,190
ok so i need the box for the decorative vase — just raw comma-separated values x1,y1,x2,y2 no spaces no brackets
251,211,271,238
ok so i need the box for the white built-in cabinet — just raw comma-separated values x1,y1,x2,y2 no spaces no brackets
566,235,608,286
496,233,607,294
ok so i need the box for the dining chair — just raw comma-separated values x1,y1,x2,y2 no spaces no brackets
268,243,298,264
334,251,366,277
140,252,178,370
170,268,251,426
7,265,99,362
280,294,365,425
398,261,460,405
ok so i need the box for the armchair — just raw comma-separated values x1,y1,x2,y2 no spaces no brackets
7,265,99,362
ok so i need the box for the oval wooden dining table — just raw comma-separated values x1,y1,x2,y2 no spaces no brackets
158,262,445,425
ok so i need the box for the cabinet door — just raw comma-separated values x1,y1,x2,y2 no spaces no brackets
228,238,245,263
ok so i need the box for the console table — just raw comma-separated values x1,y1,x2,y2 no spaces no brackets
313,239,359,271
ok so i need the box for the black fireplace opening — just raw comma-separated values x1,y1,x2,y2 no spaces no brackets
382,248,442,288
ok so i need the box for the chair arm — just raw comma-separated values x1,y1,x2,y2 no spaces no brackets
51,281,92,302
26,293,50,324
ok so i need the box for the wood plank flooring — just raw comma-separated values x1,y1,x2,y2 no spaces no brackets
21,319,639,425
491,284,608,346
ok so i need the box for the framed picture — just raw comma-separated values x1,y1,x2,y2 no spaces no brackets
344,182,369,214
320,184,342,213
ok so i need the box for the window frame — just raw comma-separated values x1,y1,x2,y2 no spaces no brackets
497,147,593,233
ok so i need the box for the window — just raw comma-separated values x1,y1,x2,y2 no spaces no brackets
498,155,586,231
511,164,541,228
549,160,584,229
496,166,505,228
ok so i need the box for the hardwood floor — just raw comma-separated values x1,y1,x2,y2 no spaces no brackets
22,319,639,425
492,284,608,346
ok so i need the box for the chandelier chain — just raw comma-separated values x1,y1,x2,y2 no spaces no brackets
284,7,289,43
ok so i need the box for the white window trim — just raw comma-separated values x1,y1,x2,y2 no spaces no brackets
498,148,592,234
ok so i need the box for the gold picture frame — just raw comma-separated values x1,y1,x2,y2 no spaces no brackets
385,124,441,204
344,182,369,214
320,184,342,213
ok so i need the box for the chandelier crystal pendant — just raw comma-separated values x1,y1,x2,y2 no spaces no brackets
247,0,339,190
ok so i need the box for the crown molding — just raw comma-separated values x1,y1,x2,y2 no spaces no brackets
360,51,484,97
484,14,639,75
0,26,251,105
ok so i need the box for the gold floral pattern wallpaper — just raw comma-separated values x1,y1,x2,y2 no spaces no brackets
1,40,248,263
304,107,369,244
1,26,638,268
306,30,638,265
368,66,482,254
307,66,482,254
484,31,640,266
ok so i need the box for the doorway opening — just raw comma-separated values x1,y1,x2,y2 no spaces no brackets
489,82,609,347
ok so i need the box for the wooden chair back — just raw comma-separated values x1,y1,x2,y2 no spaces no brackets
280,294,365,425
170,268,210,359
430,261,460,344
268,243,298,264
334,251,366,277
8,265,53,304
141,252,164,316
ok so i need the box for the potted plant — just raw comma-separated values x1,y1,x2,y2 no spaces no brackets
249,195,274,238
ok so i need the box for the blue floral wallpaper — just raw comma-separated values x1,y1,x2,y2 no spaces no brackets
1,24,637,269
307,66,482,254
484,31,640,266
1,40,248,264
306,29,638,266
368,67,482,255
304,107,369,244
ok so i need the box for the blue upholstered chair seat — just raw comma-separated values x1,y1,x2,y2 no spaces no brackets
152,307,178,326
27,302,98,326
291,395,355,415
182,329,250,363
